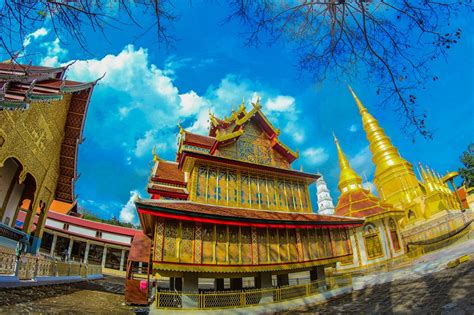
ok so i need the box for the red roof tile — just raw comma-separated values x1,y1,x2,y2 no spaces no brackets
335,189,400,218
136,199,364,226
183,131,216,148
152,160,185,184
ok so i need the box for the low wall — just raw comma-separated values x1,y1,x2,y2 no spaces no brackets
401,210,473,245
0,246,103,288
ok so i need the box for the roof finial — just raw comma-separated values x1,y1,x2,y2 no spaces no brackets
178,119,185,134
253,95,262,109
347,85,367,113
152,145,160,163
239,97,246,112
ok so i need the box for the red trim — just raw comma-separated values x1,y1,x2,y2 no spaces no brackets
147,189,188,199
47,211,139,236
138,208,361,229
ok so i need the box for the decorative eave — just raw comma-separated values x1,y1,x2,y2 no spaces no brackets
136,199,364,237
60,81,96,93
0,64,65,82
272,137,299,163
0,99,29,110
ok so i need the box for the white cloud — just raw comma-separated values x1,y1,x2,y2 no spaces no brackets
285,121,305,144
302,147,329,166
135,130,169,158
41,38,68,67
349,124,358,132
265,95,295,112
119,190,140,224
23,28,48,47
349,146,374,179
179,91,208,116
33,39,306,164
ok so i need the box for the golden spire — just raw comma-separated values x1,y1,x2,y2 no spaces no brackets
349,85,409,175
333,133,362,192
350,85,421,206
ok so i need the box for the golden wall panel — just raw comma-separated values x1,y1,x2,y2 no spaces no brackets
163,221,178,262
216,225,227,264
300,229,311,260
180,222,194,263
288,229,299,262
278,229,289,262
257,228,268,264
202,224,214,263
241,227,252,264
190,162,311,212
228,226,240,263
268,229,279,262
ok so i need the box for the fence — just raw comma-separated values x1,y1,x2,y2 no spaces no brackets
155,274,352,310
0,246,102,281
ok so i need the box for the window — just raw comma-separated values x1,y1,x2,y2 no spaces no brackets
363,223,383,259
96,231,102,238
63,223,69,230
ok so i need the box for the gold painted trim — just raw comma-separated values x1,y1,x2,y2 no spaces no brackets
152,255,350,273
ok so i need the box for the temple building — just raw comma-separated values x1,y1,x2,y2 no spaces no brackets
13,201,140,274
332,135,405,270
0,62,96,252
135,100,364,308
348,87,472,246
316,176,335,215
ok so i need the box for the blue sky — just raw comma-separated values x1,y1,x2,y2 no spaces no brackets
14,2,474,224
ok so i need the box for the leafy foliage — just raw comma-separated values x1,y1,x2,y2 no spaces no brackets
78,206,138,229
459,143,474,188
228,0,473,139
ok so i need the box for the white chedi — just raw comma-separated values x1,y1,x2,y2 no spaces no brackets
316,176,335,215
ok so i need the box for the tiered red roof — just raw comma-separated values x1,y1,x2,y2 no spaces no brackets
178,101,299,164
136,199,364,234
0,62,96,203
335,189,404,219
147,160,188,199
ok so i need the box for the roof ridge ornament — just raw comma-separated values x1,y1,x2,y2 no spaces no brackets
152,145,161,163
178,119,185,135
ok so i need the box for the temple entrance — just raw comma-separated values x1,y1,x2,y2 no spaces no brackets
0,158,37,228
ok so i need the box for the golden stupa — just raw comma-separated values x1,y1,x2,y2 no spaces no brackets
348,87,460,222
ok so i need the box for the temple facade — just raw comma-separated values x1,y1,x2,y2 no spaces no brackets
348,87,473,246
135,100,364,307
332,135,405,270
0,62,95,252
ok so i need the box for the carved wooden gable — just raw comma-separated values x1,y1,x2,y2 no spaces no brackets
216,119,290,168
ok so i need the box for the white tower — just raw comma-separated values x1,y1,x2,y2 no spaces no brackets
316,176,335,215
